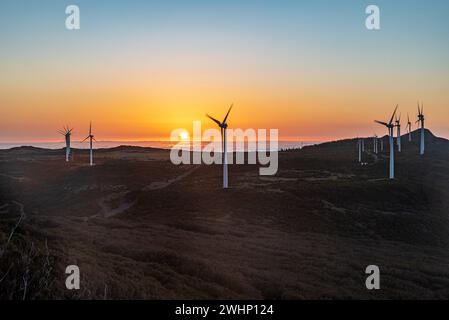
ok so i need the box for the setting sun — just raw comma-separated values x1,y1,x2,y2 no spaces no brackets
179,131,189,141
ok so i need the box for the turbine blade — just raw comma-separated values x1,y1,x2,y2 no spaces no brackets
389,105,398,125
206,114,222,126
374,120,388,126
89,122,92,135
222,103,233,124
82,136,89,142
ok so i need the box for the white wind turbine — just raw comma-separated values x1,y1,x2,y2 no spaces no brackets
417,102,425,155
407,113,412,142
395,113,402,152
206,104,233,189
82,122,96,166
373,134,378,154
375,105,398,180
58,125,73,162
357,137,362,163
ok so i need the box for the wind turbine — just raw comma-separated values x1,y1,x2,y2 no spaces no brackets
380,137,384,152
375,105,398,180
373,134,378,154
395,113,401,152
58,125,73,162
357,138,362,163
417,102,425,155
206,104,233,188
407,113,412,142
82,122,96,166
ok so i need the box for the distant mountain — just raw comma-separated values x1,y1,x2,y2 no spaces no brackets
95,145,166,153
0,146,54,154
303,129,449,151
0,145,167,155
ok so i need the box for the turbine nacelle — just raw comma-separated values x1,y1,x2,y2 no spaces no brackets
395,113,401,127
417,102,425,121
374,104,398,130
407,114,412,132
82,122,97,142
206,104,233,133
58,125,74,137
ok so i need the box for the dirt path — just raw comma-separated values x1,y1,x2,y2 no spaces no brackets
0,173,26,182
0,204,9,214
142,166,199,191
12,201,26,217
94,192,136,219
88,166,200,220
365,150,379,164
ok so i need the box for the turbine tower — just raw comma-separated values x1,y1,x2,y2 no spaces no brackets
82,122,96,166
407,114,412,142
395,113,401,152
373,135,378,154
357,138,362,163
417,102,425,155
375,105,398,180
58,125,73,162
380,138,384,152
206,104,233,189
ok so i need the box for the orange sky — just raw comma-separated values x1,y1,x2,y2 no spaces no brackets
1,1,448,143
2,63,448,142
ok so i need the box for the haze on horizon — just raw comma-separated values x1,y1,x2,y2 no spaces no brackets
0,0,448,143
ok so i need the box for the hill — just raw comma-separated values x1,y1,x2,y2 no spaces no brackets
1,131,449,299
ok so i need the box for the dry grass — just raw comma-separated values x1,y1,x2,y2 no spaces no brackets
1,139,449,299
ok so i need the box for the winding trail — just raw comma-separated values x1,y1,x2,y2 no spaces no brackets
365,150,379,164
0,173,26,182
88,166,200,220
11,201,26,218
142,166,200,191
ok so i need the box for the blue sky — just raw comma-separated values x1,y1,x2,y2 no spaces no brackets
0,0,448,141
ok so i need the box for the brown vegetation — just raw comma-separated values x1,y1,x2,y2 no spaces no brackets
1,130,449,299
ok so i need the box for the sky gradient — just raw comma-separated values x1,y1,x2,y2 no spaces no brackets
1,0,448,142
